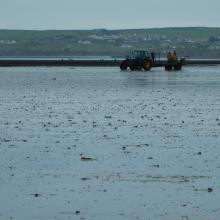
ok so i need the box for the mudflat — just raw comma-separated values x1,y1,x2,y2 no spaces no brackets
0,66,220,220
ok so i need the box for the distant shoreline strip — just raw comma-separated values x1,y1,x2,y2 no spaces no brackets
0,59,220,67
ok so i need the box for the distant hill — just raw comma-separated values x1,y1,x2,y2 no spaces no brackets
0,27,220,58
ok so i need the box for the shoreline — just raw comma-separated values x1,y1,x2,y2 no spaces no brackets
1,59,220,67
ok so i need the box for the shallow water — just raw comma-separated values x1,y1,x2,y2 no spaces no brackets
0,66,220,220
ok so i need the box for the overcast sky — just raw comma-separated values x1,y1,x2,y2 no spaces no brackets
0,0,219,30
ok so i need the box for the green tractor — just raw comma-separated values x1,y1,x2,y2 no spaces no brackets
120,50,155,71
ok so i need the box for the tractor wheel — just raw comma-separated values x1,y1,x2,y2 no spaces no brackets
120,61,128,71
165,65,172,71
143,60,152,71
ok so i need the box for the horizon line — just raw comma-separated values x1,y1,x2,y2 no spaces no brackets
1,26,220,31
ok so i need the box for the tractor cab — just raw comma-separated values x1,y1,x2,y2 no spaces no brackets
126,50,151,60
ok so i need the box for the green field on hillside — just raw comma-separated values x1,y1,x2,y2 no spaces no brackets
0,27,220,57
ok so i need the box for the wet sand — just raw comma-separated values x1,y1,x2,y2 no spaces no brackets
0,66,220,220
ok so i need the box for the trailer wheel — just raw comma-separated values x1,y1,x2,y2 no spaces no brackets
174,64,182,71
143,60,152,71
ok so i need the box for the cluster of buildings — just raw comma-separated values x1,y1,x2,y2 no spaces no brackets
0,40,16,44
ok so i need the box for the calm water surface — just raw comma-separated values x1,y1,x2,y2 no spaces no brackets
0,66,220,220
